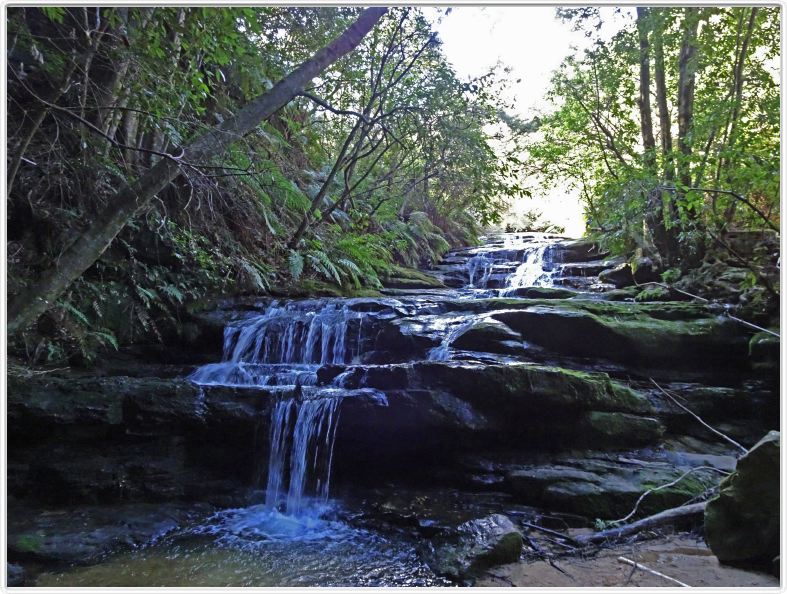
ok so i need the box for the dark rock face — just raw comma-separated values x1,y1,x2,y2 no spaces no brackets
7,501,212,566
705,431,780,567
7,232,778,585
430,514,522,580
552,238,609,263
451,318,524,355
8,372,270,507
8,563,26,587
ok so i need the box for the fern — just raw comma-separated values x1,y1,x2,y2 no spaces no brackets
288,250,304,280
307,250,342,285
60,301,89,326
161,284,185,304
90,329,119,350
337,258,362,288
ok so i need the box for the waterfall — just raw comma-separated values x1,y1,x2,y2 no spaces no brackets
190,300,364,516
264,397,341,516
466,254,494,288
190,301,363,388
502,245,552,292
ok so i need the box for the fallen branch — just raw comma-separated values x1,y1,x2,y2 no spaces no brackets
618,556,690,587
575,502,707,545
522,521,582,547
650,378,748,454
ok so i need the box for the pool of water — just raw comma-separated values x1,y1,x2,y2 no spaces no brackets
35,502,452,587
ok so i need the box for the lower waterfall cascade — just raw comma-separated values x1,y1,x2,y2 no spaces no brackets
13,232,777,587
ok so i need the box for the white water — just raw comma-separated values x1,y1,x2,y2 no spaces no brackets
460,234,558,293
501,243,555,293
265,397,341,515
190,300,366,516
426,316,476,361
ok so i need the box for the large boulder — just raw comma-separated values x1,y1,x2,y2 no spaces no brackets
491,302,749,369
431,514,522,580
552,239,609,263
705,431,780,567
451,318,524,355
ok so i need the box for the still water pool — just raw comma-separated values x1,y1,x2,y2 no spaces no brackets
36,503,452,587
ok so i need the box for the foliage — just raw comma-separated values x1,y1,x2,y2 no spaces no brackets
7,7,522,364
525,7,779,267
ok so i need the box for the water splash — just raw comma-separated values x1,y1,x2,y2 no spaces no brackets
427,317,475,361
502,244,554,293
466,254,494,288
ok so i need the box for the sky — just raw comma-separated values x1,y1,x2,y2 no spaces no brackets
428,7,631,238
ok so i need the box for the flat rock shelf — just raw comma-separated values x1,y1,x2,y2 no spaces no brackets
7,233,778,587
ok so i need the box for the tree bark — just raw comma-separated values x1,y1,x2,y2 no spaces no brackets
575,502,707,545
8,7,388,334
677,8,700,193
721,7,758,222
652,9,674,183
636,8,656,169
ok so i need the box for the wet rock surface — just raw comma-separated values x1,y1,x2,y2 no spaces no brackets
7,499,213,567
430,514,523,580
7,232,778,586
705,431,780,567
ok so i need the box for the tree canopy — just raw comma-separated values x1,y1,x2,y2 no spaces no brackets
524,7,779,266
7,7,525,362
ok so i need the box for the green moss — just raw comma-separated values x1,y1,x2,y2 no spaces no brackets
16,533,43,553
380,265,445,289
270,279,383,298
634,286,671,302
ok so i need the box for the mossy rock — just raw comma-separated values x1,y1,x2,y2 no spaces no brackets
432,514,522,580
380,265,445,289
705,431,780,566
413,361,652,415
490,302,748,369
506,456,719,519
270,279,382,298
749,331,779,373
580,411,664,445
634,286,672,302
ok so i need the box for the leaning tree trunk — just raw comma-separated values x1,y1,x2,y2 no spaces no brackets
7,7,387,334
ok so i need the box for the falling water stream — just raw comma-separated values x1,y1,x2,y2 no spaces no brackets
37,234,566,587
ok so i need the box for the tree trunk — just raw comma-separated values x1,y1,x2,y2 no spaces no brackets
722,7,758,223
677,8,700,193
652,9,674,183
636,8,656,169
8,7,388,334
637,8,673,265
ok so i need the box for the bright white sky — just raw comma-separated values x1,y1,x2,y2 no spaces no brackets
427,7,632,237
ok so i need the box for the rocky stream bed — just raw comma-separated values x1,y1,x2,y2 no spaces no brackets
6,233,780,587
